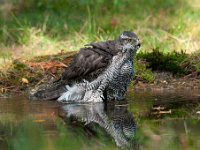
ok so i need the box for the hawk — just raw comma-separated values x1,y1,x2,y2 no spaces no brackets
30,31,141,102
60,102,137,148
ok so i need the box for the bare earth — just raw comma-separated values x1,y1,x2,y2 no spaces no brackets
135,72,200,100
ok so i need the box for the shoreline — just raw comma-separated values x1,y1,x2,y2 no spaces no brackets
0,51,200,98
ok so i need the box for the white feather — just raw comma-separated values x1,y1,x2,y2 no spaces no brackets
57,85,85,102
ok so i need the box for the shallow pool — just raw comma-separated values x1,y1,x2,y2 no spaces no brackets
0,90,200,150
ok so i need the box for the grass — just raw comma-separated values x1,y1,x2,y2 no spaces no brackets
137,49,188,75
135,59,155,83
1,2,200,148
136,49,200,77
0,0,200,57
0,0,200,90
1,49,199,95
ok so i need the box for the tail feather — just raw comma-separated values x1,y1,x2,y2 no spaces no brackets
29,80,67,100
57,85,85,102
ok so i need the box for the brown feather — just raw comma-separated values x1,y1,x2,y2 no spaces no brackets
62,40,121,81
30,39,121,100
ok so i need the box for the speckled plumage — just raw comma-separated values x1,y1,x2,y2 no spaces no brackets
60,102,137,148
29,31,140,102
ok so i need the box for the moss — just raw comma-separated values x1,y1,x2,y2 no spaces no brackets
12,60,28,71
135,60,155,83
137,49,188,76
135,49,200,82
181,52,200,75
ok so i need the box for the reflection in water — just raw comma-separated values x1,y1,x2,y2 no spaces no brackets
1,92,200,149
59,101,137,148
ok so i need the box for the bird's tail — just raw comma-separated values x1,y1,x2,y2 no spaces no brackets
29,80,67,100
57,84,86,102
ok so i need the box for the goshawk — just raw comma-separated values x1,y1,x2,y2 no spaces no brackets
30,31,141,102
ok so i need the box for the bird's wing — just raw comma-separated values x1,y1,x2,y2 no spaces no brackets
62,40,120,81
29,40,121,101
85,40,119,56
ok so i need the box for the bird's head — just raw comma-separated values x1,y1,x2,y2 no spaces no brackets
118,31,141,54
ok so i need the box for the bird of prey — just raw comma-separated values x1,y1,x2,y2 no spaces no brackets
59,102,137,148
29,31,141,102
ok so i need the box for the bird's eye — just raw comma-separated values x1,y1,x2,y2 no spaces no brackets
127,39,132,42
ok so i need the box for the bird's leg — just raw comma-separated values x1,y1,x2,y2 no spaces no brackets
87,77,109,102
86,55,122,102
81,76,103,102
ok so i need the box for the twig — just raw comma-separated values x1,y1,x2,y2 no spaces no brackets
151,110,172,115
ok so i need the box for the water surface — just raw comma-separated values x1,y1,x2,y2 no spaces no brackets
0,91,200,150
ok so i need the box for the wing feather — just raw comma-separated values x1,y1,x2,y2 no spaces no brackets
29,40,121,100
62,40,120,81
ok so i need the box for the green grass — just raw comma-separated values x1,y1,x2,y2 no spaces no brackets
136,49,200,77
135,59,155,83
137,49,188,75
0,0,200,54
0,0,200,85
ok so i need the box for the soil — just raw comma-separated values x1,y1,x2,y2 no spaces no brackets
0,51,200,98
134,72,200,100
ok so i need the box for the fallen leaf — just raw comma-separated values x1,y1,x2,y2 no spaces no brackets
33,119,46,123
50,67,57,74
111,17,118,28
22,78,29,84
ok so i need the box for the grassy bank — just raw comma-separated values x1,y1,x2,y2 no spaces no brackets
0,49,200,95
0,0,200,93
0,0,200,60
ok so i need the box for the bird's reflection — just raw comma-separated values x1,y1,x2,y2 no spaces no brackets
59,101,137,148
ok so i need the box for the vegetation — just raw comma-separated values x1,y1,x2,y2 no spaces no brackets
0,1,200,150
1,0,200,56
0,0,200,92
135,49,200,80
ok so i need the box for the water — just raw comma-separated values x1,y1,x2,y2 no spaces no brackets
0,91,200,150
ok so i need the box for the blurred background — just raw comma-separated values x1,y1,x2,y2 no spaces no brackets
0,0,200,60
0,0,199,83
0,1,200,150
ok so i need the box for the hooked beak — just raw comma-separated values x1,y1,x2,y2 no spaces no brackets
137,43,141,48
136,40,141,49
